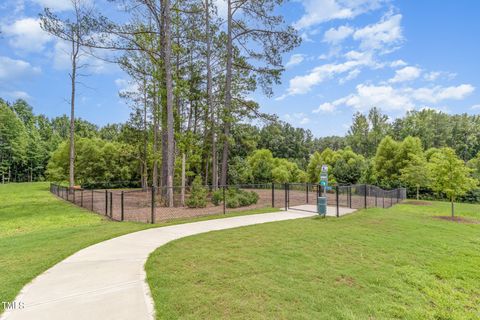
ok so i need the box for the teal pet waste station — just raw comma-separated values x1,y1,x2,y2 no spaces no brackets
318,164,328,217
317,196,327,216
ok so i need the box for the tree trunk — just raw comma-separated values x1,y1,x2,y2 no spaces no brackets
451,197,454,218
206,0,217,188
69,34,78,190
181,152,185,206
416,185,419,200
163,0,175,207
220,0,233,187
152,81,159,189
141,77,148,191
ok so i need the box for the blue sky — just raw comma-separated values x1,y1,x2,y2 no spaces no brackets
1,0,479,137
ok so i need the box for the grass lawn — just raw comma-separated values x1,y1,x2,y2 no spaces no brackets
0,182,275,312
146,201,480,319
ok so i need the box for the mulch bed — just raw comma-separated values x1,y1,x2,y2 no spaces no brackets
433,216,480,224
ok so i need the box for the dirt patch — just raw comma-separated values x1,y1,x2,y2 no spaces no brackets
335,275,356,287
403,200,433,206
433,216,480,224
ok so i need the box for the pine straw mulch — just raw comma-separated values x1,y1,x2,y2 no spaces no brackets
433,216,480,224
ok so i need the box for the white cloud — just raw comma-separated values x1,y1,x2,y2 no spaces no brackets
285,54,306,68
410,84,474,104
423,71,456,81
31,0,73,11
115,78,139,95
9,90,31,100
323,25,354,44
0,56,41,80
51,40,113,74
313,102,336,113
471,104,480,110
277,50,377,99
390,59,407,68
353,13,403,52
283,112,310,124
294,0,384,30
423,71,440,81
2,18,53,53
389,66,421,83
313,83,475,113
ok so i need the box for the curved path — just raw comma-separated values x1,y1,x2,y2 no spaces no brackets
2,209,325,320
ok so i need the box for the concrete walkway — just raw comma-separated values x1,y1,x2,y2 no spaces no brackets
2,209,327,320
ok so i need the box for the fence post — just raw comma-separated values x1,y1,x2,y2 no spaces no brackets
383,191,385,208
105,190,108,215
306,183,309,204
284,183,288,210
223,186,226,214
73,189,76,204
271,183,275,208
81,190,84,207
336,186,339,217
91,190,94,211
121,191,124,221
375,190,378,207
109,192,113,218
349,186,352,208
151,186,156,224
364,184,367,209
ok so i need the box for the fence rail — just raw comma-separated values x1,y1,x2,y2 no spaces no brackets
50,183,406,223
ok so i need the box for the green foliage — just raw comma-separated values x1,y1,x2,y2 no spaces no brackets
185,176,208,208
400,153,431,200
467,152,480,181
428,148,478,215
247,149,274,183
332,149,365,185
225,188,259,208
46,137,138,184
0,101,28,181
211,189,223,206
374,136,401,188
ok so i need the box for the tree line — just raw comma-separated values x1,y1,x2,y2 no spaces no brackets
2,97,479,208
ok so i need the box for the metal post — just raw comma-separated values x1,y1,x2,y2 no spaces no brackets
121,191,124,221
81,190,84,207
105,190,108,215
336,186,339,217
223,186,226,214
306,183,309,204
91,190,94,211
271,183,275,208
375,190,378,207
383,191,385,208
364,184,367,208
284,183,288,210
109,192,113,217
73,189,75,203
151,186,156,224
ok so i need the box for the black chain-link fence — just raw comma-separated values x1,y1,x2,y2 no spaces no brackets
50,183,406,223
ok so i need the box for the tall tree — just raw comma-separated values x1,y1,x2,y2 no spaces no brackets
428,148,477,216
40,0,94,189
219,0,300,185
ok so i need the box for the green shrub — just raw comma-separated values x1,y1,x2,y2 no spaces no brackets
210,188,259,208
211,190,223,206
185,176,207,208
225,188,259,208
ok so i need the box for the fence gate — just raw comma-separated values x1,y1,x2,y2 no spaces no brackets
285,183,322,213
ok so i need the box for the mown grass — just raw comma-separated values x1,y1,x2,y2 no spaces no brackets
146,200,480,319
0,182,274,312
